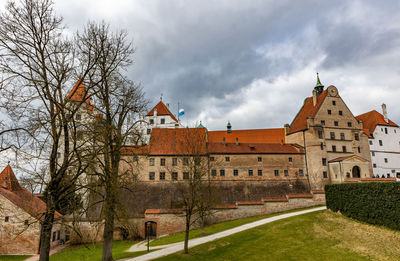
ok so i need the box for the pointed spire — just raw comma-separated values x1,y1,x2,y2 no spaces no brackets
314,72,324,96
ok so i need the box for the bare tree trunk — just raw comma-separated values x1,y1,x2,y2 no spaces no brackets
39,197,55,261
201,218,205,235
102,192,115,261
184,218,190,254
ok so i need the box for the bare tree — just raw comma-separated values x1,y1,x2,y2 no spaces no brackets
78,22,147,261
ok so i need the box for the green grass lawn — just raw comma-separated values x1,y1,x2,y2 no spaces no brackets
0,256,31,261
49,241,147,261
151,205,323,246
157,210,400,260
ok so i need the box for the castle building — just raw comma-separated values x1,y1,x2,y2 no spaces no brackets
285,75,372,189
356,105,400,178
0,165,63,255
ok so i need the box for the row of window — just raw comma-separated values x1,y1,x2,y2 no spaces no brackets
4,216,29,225
149,118,166,125
318,130,359,141
211,169,304,177
372,158,390,167
380,127,397,134
149,156,294,166
149,171,193,180
320,120,353,128
320,145,361,153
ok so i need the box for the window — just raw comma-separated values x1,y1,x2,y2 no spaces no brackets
172,158,177,166
384,158,388,163
160,118,165,124
183,172,189,180
379,140,383,146
52,232,56,242
5,216,9,222
385,128,388,134
258,157,262,162
209,157,215,161
339,110,343,116
332,145,336,152
274,170,279,176
211,169,217,176
322,158,327,166
320,143,324,150
340,133,345,140
160,158,165,166
373,163,377,168
24,220,29,226
57,231,60,240
258,170,262,176
332,101,336,106
321,120,325,125
371,151,375,156
318,130,323,139
149,158,154,166
347,122,352,127
323,171,328,178
342,146,347,152
248,170,253,176
330,132,335,140
149,172,155,180
225,157,230,162
233,169,238,176
357,147,361,153
220,170,225,176
354,133,359,141
369,140,372,145
328,109,332,115
172,172,178,180
57,153,61,158
299,169,304,176
289,157,292,162
147,129,151,135
284,170,289,176
149,119,154,124
76,114,81,120
183,158,189,166
160,172,165,180
334,121,339,126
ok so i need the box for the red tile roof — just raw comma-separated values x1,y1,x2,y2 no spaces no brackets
146,101,178,122
66,79,94,114
121,145,149,155
149,128,207,155
262,197,288,202
208,128,285,144
288,90,328,134
356,110,398,136
236,201,264,206
0,165,62,220
287,193,313,199
208,142,303,154
145,209,183,214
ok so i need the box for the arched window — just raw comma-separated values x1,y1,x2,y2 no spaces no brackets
352,166,361,178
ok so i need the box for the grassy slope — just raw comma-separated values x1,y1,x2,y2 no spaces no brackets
151,206,323,246
157,210,400,261
49,241,147,261
0,256,31,261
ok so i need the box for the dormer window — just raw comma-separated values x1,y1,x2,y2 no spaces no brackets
160,118,165,124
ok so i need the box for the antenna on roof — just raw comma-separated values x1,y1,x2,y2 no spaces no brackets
7,161,10,165
160,93,163,101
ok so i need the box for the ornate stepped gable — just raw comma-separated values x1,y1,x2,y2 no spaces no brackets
0,165,62,220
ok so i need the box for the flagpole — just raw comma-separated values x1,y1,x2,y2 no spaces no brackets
178,102,180,122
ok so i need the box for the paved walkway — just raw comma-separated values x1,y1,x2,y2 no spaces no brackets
123,206,327,261
24,244,68,261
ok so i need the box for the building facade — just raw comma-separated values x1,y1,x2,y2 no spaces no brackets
356,105,400,178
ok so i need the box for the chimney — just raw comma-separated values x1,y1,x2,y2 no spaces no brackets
235,137,239,146
154,108,157,117
166,103,169,108
222,137,226,145
312,89,317,106
382,103,388,123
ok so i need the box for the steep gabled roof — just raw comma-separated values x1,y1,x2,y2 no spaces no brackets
0,165,62,220
66,79,94,114
208,128,285,144
208,142,304,154
149,128,207,155
287,89,328,134
328,155,368,163
356,110,398,135
146,101,178,122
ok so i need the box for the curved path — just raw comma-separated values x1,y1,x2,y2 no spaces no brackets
123,206,326,261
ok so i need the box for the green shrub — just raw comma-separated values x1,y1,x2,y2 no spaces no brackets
325,182,400,230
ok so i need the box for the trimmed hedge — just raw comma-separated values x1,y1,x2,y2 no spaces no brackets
325,182,400,230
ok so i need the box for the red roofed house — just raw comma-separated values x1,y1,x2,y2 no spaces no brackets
137,99,183,144
356,104,400,178
0,165,63,255
285,74,372,189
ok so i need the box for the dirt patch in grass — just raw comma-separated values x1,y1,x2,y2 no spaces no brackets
313,211,400,260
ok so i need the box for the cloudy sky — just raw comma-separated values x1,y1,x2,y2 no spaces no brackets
2,0,400,131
